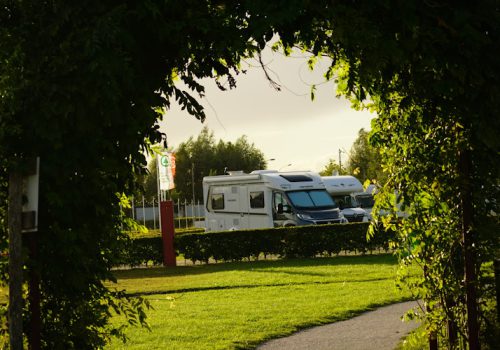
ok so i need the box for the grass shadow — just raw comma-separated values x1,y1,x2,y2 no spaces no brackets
112,254,397,281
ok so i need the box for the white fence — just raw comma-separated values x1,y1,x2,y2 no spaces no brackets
130,196,205,229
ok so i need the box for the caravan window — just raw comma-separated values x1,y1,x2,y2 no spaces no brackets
250,191,265,208
211,193,224,210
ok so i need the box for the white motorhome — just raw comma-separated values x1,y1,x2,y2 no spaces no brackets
352,184,376,220
203,170,346,231
322,175,370,222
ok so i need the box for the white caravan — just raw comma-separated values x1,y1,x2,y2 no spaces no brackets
322,176,370,222
352,184,377,220
203,170,346,231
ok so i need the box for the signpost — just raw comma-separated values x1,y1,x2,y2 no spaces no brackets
158,152,176,192
157,152,176,266
160,200,176,267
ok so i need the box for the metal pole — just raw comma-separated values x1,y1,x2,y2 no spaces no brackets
8,167,23,350
142,195,146,226
131,196,135,220
152,197,156,230
156,155,162,232
177,200,181,230
191,201,194,228
338,149,342,174
191,162,195,206
184,199,188,228
119,202,123,230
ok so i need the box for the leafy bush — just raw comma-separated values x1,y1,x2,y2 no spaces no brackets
115,236,164,267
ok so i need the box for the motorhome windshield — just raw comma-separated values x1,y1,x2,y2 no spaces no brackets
355,194,375,208
287,190,337,209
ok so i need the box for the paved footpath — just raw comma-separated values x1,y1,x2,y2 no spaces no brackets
257,301,420,350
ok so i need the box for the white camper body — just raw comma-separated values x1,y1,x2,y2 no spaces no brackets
352,184,377,220
322,176,369,222
203,170,345,231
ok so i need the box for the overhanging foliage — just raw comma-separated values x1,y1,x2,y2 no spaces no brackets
275,2,500,347
0,1,287,347
1,1,499,348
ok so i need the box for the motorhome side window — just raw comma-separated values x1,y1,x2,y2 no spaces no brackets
250,191,265,208
211,193,224,210
273,192,287,209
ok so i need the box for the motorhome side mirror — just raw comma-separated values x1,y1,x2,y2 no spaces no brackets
283,204,292,213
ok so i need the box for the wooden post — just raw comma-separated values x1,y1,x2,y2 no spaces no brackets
28,232,41,350
446,298,458,349
424,266,438,350
495,260,500,323
8,168,24,350
429,332,438,350
160,200,176,267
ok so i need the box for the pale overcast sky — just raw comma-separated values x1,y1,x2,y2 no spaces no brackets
158,44,375,173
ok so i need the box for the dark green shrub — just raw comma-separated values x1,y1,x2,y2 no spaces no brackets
115,236,163,266
174,223,395,264
118,223,396,266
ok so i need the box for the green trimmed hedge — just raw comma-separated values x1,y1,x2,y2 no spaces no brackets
115,236,164,267
116,223,395,266
115,228,204,266
176,223,394,263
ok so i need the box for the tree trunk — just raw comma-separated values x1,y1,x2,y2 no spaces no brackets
8,168,24,350
459,149,480,350
446,297,458,349
495,260,500,323
28,232,41,350
424,266,438,350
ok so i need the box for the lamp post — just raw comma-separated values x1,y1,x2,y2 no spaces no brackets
266,158,275,169
191,162,195,205
338,149,348,175
279,163,292,171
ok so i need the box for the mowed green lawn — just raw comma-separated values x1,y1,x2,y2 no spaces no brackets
106,254,417,350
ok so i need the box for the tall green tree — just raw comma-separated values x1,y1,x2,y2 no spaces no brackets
318,159,345,176
174,127,266,202
346,128,385,184
174,128,217,203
